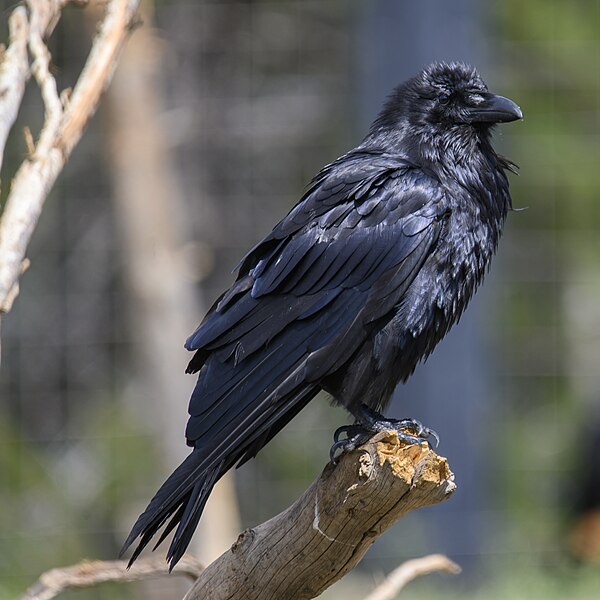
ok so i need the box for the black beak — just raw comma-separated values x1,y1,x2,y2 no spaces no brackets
466,93,523,124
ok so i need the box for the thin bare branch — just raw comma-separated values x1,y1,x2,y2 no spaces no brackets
59,0,141,156
27,0,64,155
0,1,87,173
0,8,30,173
19,554,204,600
0,0,141,319
1,257,30,314
363,554,462,600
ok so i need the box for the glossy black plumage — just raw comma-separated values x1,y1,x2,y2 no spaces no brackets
122,62,521,568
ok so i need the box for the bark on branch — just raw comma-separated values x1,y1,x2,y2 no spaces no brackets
185,431,456,600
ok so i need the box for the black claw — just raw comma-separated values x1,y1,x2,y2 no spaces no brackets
329,429,373,464
329,434,364,464
329,440,347,464
333,424,363,444
424,427,440,448
393,417,425,435
394,418,440,448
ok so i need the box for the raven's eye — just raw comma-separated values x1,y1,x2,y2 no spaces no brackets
438,92,451,105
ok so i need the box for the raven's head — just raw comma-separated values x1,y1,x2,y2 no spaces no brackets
371,62,522,142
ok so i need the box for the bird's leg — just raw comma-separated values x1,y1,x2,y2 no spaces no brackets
330,403,439,463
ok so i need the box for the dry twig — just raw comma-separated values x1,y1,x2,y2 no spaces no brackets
19,554,204,600
363,553,461,600
0,0,141,321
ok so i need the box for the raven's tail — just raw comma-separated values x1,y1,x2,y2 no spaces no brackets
120,381,320,569
120,450,225,569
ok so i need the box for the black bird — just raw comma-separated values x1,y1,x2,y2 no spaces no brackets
122,62,522,568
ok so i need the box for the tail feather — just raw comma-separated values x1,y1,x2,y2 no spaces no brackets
153,503,186,551
120,451,221,569
166,465,222,567
121,383,318,569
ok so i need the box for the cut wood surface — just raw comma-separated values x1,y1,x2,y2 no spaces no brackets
184,431,456,600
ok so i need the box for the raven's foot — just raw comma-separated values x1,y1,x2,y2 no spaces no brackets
329,404,439,464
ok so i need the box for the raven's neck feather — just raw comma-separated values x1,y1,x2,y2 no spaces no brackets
364,124,512,224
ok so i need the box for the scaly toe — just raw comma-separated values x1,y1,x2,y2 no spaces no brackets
329,430,372,464
392,418,440,448
396,431,427,447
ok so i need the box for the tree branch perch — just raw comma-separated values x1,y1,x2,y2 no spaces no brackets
184,431,456,600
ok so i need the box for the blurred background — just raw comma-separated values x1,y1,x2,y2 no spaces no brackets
2,0,600,598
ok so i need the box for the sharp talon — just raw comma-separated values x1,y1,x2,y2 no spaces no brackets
395,418,425,435
330,437,360,464
330,440,346,464
333,426,346,445
330,429,372,463
424,427,440,448
383,414,440,449
333,425,359,444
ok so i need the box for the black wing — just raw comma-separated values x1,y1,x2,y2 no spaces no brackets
184,152,444,441
122,150,447,567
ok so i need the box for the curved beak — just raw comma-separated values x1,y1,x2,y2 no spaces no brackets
466,93,523,124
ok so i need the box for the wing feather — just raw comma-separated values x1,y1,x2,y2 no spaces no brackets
183,159,445,454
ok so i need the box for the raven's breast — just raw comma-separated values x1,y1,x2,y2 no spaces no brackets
324,199,503,414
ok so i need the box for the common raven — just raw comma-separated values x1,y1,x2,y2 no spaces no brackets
122,62,522,568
